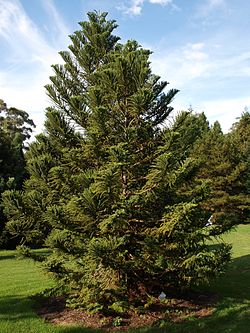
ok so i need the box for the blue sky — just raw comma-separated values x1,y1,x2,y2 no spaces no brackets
0,0,250,135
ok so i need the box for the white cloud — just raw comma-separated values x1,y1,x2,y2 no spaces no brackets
197,0,227,17
41,0,70,44
149,0,172,4
183,43,208,61
151,39,250,91
125,0,144,15
151,42,212,88
208,0,225,7
0,0,69,136
0,0,54,64
0,68,50,134
216,51,250,78
123,0,175,16
149,38,250,132
169,97,250,133
196,97,250,132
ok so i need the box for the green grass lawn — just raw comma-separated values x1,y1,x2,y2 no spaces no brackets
1,225,250,333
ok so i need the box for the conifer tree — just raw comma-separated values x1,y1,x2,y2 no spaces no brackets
192,114,250,227
226,111,250,222
3,12,232,311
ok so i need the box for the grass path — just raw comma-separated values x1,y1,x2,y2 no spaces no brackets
1,225,250,332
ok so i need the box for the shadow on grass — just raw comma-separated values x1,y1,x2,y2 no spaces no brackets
210,254,250,299
0,254,16,260
0,248,50,261
0,295,102,332
134,298,250,333
0,295,35,321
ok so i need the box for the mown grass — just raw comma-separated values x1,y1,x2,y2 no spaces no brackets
1,225,250,333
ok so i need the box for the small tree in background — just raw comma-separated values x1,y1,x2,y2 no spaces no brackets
0,99,35,247
192,112,250,228
225,111,250,222
3,12,232,312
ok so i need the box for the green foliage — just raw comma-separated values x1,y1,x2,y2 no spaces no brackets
3,11,233,311
112,316,123,327
192,112,250,226
0,100,35,248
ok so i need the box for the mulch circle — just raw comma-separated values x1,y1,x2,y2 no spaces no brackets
33,291,217,331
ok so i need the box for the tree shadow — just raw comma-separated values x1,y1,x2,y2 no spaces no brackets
0,295,36,321
0,254,16,260
0,295,102,332
135,298,250,333
210,254,250,300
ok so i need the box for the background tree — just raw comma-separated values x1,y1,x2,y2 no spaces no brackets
163,110,210,159
0,99,35,247
3,12,232,312
226,111,250,222
191,113,250,228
